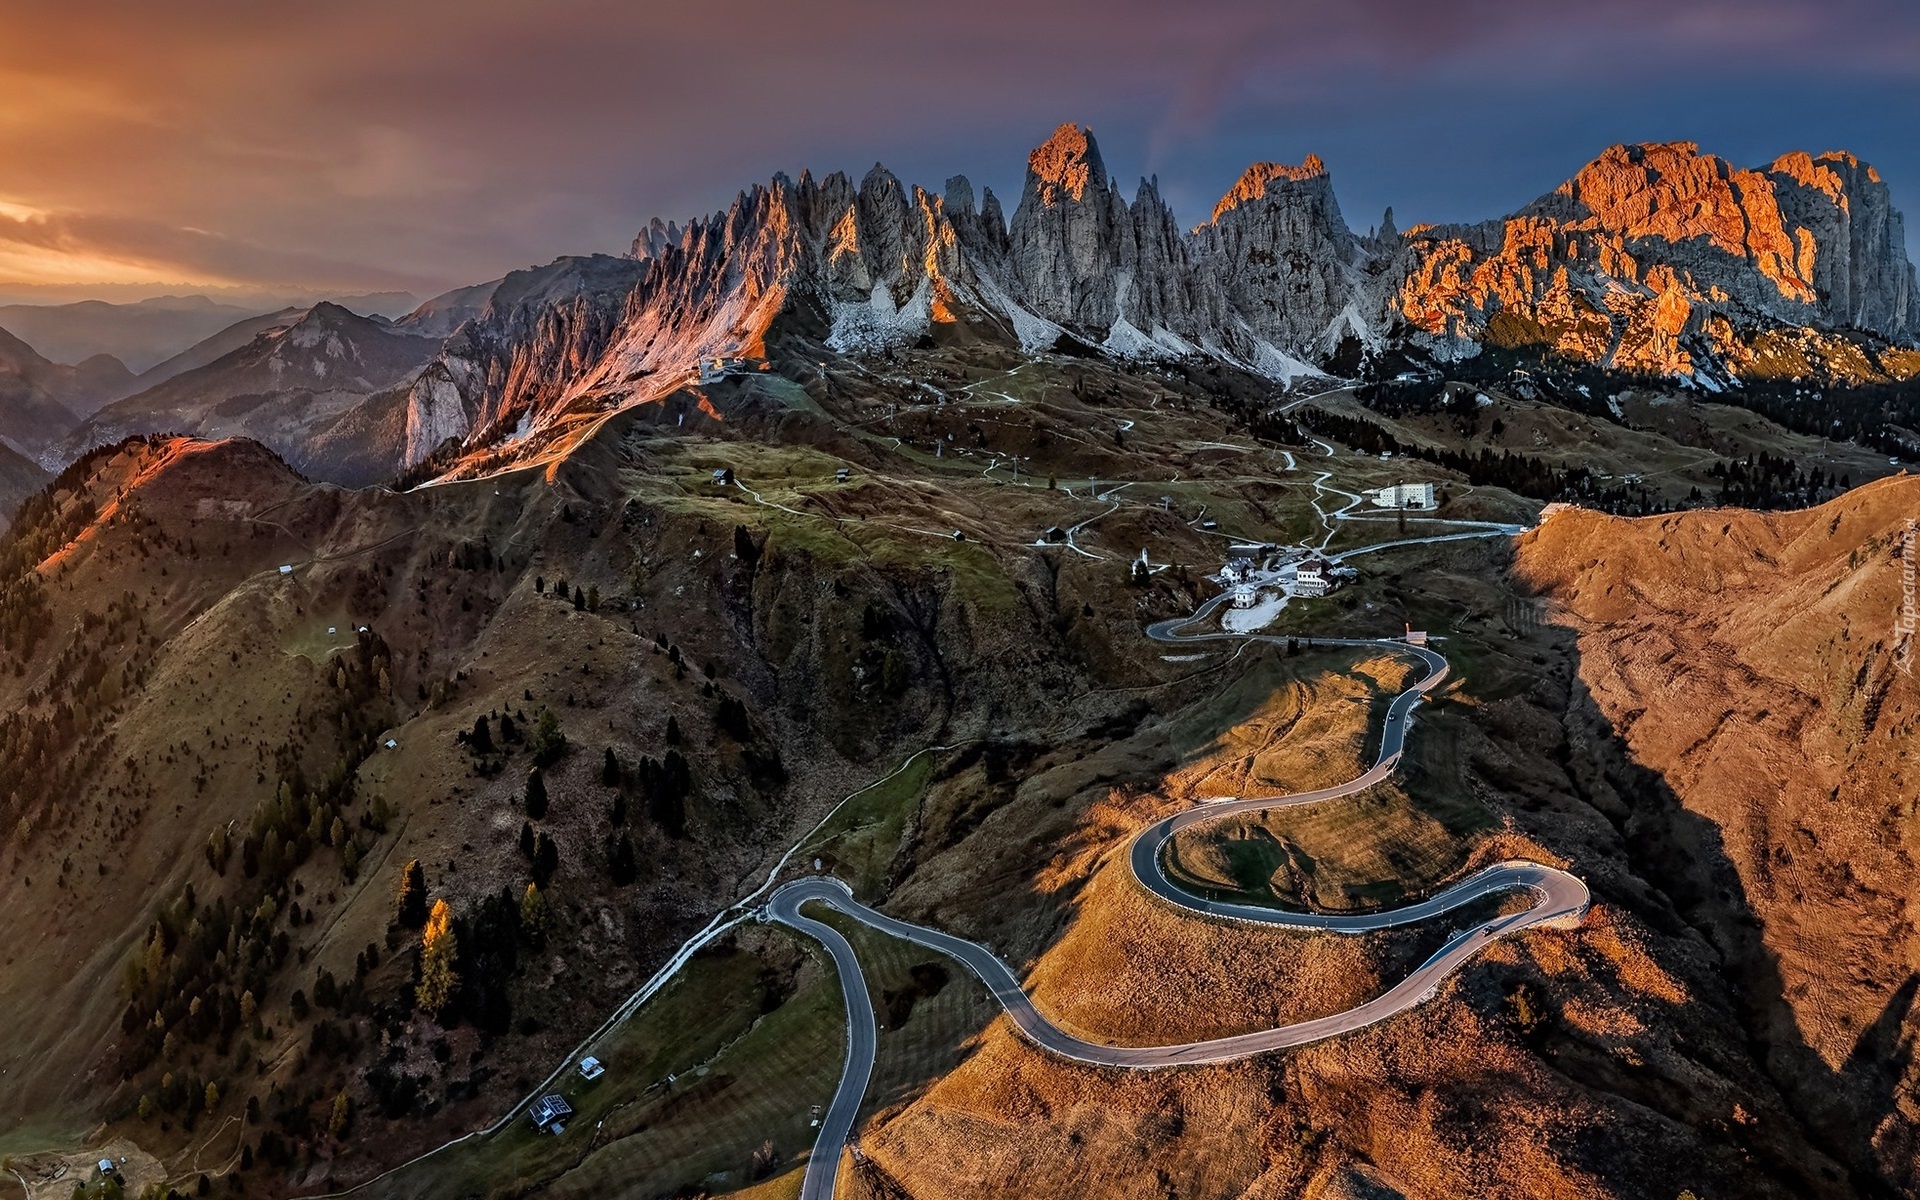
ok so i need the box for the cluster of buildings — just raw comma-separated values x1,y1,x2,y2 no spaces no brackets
1217,544,1353,605
1294,560,1332,598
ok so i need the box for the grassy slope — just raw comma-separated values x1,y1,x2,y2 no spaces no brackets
1514,474,1920,1193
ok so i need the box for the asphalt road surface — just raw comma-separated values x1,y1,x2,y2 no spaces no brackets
770,598,1589,1200
767,892,878,1200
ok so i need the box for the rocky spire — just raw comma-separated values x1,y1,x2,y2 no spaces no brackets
1197,152,1370,355
1025,121,1107,204
943,175,976,218
1210,156,1329,223
1768,150,1918,337
1008,123,1127,329
1121,175,1220,336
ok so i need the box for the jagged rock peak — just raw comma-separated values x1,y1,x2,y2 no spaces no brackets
1027,122,1106,204
1209,155,1331,223
944,175,976,217
630,217,685,262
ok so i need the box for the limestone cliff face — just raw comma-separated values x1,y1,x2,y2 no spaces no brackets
1194,156,1387,357
1398,142,1920,375
1767,151,1917,337
587,132,1918,405
1122,175,1226,343
398,255,644,463
1006,123,1135,331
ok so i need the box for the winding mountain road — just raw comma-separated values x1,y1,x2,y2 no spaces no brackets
771,579,1589,1199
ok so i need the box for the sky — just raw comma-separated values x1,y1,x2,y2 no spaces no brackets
0,0,1916,303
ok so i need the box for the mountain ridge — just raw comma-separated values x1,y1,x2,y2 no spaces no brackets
60,302,441,480
27,125,1917,487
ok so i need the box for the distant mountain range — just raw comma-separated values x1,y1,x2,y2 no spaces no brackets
0,322,134,451
0,125,1914,486
0,290,419,365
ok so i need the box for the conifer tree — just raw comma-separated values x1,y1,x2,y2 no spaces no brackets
416,899,458,1015
393,859,428,929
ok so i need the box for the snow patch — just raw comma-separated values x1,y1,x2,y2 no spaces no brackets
1244,338,1319,386
1102,317,1164,359
1322,302,1381,353
972,272,1066,352
1152,326,1198,356
826,278,933,354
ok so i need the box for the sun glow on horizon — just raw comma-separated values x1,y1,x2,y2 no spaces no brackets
0,198,236,288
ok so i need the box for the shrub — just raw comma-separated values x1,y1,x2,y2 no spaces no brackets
530,709,567,766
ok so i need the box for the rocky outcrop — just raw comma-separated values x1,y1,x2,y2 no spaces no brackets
1194,156,1387,358
1767,151,1917,338
399,254,645,462
1007,123,1130,330
1398,141,1920,375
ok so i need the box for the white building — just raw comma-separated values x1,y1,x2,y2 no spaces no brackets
697,356,749,384
529,1093,573,1135
1294,562,1330,598
1369,482,1436,510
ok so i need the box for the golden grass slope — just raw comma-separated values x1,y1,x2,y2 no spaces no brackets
1515,472,1920,1189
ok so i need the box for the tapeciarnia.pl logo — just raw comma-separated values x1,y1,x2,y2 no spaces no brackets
1899,518,1917,678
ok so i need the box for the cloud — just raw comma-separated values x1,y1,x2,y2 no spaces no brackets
0,204,434,290
0,0,1913,295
